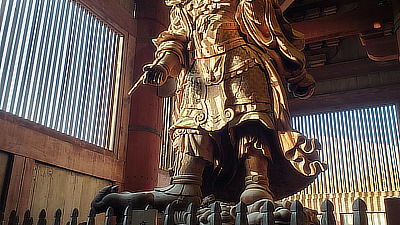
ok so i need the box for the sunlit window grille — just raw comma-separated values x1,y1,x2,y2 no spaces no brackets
160,97,175,170
0,0,123,150
289,104,400,223
292,105,400,195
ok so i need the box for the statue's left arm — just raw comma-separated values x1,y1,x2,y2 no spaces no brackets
235,0,315,99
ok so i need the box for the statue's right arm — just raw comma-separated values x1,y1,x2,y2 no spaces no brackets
143,6,189,86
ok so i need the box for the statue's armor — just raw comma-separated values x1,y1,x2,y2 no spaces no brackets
153,0,325,199
90,0,326,211
173,0,274,135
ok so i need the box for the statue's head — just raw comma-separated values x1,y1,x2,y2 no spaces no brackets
165,0,187,6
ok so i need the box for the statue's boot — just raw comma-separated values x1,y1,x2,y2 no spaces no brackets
130,153,208,210
240,151,274,205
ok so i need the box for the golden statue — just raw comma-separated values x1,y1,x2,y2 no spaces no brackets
93,0,325,217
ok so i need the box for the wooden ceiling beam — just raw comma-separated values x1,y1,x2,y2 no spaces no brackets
291,4,391,43
280,0,295,11
289,84,400,116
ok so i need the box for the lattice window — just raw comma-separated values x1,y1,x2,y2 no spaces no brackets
0,0,124,150
289,104,400,222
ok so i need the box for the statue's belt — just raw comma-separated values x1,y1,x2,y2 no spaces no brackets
195,37,246,59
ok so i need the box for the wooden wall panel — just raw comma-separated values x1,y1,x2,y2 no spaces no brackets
28,163,111,225
3,156,34,219
0,151,10,210
0,112,124,183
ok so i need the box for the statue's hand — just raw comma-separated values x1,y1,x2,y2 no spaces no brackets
288,83,314,99
142,64,168,86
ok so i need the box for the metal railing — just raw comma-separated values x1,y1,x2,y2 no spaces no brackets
0,0,123,150
0,198,373,225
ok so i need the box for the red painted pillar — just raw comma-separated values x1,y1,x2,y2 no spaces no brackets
124,0,169,192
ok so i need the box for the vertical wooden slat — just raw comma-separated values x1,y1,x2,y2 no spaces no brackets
92,24,109,146
36,209,46,225
47,0,71,128
261,200,274,225
104,34,118,149
104,208,113,225
8,210,19,225
21,210,33,225
97,29,113,148
52,209,61,225
353,199,367,225
67,5,89,137
33,0,58,123
86,208,95,225
186,203,197,225
321,200,335,225
87,20,103,144
27,0,52,122
52,0,77,131
18,0,45,119
10,0,37,115
122,206,132,225
0,0,17,86
290,200,304,225
163,203,175,225
210,202,221,225
69,209,78,225
36,0,63,125
0,0,25,111
0,210,4,225
0,0,8,31
234,202,248,225
4,156,24,219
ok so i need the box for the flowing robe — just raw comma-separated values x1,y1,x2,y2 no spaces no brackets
153,0,325,199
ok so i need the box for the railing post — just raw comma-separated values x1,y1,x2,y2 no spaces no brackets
186,203,197,225
210,202,221,225
290,200,304,225
261,200,274,225
8,210,18,225
105,207,114,225
164,202,175,225
0,210,4,225
353,198,367,225
86,208,95,225
321,200,336,225
52,209,61,225
37,210,46,225
235,202,248,225
122,206,132,225
69,208,78,225
22,210,33,225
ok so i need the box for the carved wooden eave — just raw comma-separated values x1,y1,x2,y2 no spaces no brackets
289,1,393,44
284,0,400,115
359,27,399,62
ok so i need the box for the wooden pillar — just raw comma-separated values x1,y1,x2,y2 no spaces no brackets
393,1,400,62
124,0,169,192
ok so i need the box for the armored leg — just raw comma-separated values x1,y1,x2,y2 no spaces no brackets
234,122,274,204
92,129,213,211
240,149,274,204
151,152,209,208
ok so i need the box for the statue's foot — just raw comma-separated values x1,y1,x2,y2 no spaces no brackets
149,182,202,210
240,175,274,205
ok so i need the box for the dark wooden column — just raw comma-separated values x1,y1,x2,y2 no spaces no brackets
124,0,169,192
393,0,400,62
